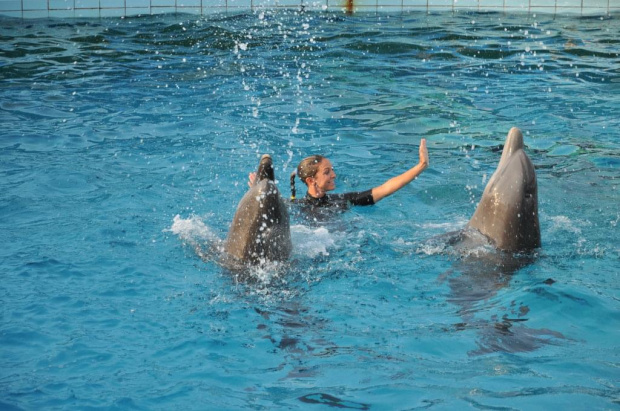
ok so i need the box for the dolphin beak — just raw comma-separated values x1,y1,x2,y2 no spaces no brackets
256,154,275,183
499,127,524,168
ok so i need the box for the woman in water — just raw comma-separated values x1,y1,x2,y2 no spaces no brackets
249,138,429,210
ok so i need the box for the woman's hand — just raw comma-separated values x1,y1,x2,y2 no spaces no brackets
248,172,256,188
419,138,429,169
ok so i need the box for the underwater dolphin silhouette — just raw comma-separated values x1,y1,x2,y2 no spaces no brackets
467,127,541,251
224,154,292,265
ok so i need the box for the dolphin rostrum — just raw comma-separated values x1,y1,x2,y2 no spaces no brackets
224,154,292,266
467,127,541,251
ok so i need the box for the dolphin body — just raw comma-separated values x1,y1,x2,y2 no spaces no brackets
467,127,541,251
438,128,557,355
224,155,292,266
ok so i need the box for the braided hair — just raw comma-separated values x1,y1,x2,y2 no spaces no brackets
290,155,325,200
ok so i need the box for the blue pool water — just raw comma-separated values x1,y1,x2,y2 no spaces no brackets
1,11,619,410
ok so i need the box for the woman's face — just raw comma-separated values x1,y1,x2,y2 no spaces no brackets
310,158,336,193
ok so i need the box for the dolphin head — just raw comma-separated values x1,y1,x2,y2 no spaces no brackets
468,127,541,251
225,154,291,266
255,154,275,184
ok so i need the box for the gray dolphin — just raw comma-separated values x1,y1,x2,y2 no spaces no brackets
439,128,559,355
467,127,541,251
224,154,292,266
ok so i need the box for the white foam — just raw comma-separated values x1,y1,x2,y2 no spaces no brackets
244,259,289,284
415,227,494,258
548,215,582,234
290,224,342,258
416,242,448,256
420,217,468,232
166,215,223,264
167,214,220,244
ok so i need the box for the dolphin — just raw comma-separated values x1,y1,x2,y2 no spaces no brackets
224,154,292,266
436,128,557,355
467,127,541,252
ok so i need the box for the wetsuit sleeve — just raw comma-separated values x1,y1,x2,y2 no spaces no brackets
342,189,375,206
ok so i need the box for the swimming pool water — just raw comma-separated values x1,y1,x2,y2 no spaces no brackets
1,11,619,410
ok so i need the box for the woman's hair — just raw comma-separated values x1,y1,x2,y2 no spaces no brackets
290,155,325,200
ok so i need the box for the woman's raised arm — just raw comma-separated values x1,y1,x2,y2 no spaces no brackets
371,138,429,203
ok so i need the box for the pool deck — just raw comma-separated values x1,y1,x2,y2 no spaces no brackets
0,0,617,19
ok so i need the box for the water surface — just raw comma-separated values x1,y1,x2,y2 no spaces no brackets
1,11,619,410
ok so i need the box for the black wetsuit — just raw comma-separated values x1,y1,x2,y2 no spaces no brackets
296,190,375,209
291,190,375,223
294,190,375,214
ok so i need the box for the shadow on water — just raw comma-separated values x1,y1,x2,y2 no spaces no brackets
433,229,565,356
299,393,370,410
253,299,372,410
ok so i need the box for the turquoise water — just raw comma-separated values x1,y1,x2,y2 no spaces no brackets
1,11,619,410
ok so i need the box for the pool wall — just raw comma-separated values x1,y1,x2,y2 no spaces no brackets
0,0,616,18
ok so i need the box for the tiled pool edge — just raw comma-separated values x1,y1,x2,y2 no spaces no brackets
0,0,617,18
